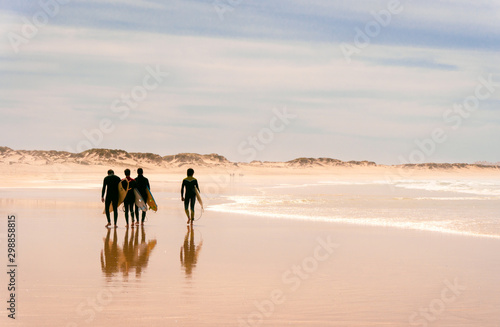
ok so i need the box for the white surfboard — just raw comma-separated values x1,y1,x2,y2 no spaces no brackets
134,189,147,211
194,188,203,211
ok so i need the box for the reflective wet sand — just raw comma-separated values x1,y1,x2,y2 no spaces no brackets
0,188,499,326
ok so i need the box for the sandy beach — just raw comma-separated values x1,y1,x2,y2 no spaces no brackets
3,0,500,325
1,164,499,327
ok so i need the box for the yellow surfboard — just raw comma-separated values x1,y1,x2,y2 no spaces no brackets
103,179,129,214
146,187,157,212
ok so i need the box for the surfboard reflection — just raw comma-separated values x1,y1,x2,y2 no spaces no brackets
180,225,203,278
100,227,157,279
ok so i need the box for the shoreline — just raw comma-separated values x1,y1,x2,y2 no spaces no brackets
208,204,500,241
1,186,499,326
2,183,499,241
2,166,500,240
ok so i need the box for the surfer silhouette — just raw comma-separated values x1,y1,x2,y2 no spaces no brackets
135,168,150,225
102,169,121,228
123,169,137,227
181,168,200,224
180,225,203,277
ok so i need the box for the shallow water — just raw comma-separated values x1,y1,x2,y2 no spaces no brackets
209,178,500,238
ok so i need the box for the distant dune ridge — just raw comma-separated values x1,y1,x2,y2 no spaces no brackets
0,146,499,170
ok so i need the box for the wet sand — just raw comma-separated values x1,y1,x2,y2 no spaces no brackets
0,186,499,326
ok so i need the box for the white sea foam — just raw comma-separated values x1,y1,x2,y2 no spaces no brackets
208,179,500,239
318,180,391,186
393,179,500,196
208,199,500,239
412,197,500,201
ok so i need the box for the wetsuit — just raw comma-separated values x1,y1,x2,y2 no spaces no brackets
135,174,150,223
124,176,136,225
181,177,199,212
102,174,121,225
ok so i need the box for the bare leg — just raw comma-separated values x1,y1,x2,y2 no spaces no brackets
105,197,112,227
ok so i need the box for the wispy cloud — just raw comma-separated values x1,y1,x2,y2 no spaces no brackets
1,1,499,163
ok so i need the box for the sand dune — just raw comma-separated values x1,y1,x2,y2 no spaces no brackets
2,146,500,171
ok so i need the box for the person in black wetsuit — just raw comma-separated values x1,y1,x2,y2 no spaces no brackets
135,168,150,226
101,169,121,228
181,168,200,224
123,169,136,228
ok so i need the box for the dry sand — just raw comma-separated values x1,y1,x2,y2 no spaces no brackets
3,161,500,188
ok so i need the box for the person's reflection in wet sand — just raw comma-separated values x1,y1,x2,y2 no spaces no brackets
100,227,157,280
121,227,136,278
180,225,203,277
100,228,122,278
135,226,156,277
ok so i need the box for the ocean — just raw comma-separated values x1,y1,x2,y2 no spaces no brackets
208,178,500,239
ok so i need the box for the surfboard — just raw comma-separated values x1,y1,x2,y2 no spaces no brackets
134,188,147,212
103,179,129,214
195,188,204,211
146,186,157,212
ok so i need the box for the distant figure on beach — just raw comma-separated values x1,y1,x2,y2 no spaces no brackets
102,169,121,228
135,168,150,226
180,225,203,277
181,168,200,224
123,169,137,227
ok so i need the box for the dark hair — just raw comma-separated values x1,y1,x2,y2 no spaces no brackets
108,169,114,175
187,168,194,177
124,169,131,176
137,168,143,175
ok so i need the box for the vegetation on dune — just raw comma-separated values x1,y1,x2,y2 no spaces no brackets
1,147,499,169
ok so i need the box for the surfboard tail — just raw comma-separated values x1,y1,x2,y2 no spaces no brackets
195,188,204,210
146,187,158,212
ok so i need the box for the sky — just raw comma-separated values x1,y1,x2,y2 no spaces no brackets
1,0,499,164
